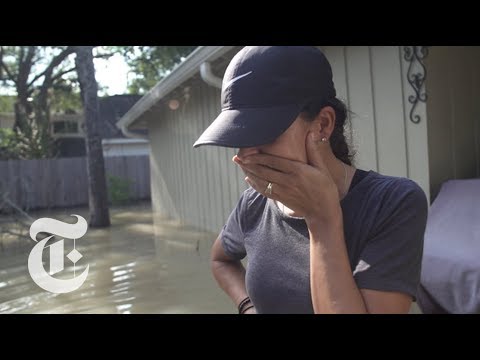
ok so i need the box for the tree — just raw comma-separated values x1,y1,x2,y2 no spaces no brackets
0,46,113,159
0,46,77,158
117,46,197,94
74,46,110,227
0,45,194,160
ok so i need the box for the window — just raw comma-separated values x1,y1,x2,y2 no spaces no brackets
53,120,79,134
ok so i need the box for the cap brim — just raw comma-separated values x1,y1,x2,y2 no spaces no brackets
193,103,303,148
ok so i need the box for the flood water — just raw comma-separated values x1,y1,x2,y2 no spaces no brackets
0,202,234,314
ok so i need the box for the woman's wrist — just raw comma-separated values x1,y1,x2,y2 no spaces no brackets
240,304,255,314
305,203,343,232
238,296,254,314
242,305,256,314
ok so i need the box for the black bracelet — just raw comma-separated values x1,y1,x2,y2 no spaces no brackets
238,297,252,314
240,304,255,314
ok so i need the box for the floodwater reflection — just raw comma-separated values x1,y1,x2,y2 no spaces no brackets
0,202,234,314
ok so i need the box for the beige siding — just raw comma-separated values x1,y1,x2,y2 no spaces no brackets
323,46,430,200
344,46,378,171
321,46,353,143
425,46,480,200
148,80,246,233
372,46,408,177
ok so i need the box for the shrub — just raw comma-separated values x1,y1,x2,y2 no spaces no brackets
107,174,132,205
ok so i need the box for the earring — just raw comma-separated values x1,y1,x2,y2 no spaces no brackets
321,137,328,142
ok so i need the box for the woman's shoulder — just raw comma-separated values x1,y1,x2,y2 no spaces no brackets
367,170,425,194
236,187,269,227
241,186,268,208
361,170,428,211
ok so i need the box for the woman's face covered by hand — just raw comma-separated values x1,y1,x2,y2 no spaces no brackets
236,115,313,163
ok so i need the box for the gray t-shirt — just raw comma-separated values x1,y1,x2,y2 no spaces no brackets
220,170,429,314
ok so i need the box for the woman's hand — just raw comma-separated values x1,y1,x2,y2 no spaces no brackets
233,132,342,226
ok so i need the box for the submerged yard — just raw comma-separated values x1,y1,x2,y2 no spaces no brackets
0,202,234,314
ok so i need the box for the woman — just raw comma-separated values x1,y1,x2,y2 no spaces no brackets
193,46,428,314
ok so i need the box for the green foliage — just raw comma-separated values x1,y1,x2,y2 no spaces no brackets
107,174,132,205
0,46,78,159
50,78,82,114
0,128,18,159
1,46,196,161
0,96,15,113
0,121,57,160
115,46,197,94
1,46,94,116
1,46,77,92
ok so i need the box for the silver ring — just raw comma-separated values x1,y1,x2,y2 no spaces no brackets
265,182,273,195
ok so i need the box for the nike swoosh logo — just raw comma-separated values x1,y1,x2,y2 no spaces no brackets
352,259,371,276
223,71,253,90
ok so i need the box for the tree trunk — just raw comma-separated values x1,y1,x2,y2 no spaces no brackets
74,46,110,227
13,47,36,130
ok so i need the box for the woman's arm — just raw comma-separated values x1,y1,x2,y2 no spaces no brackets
210,235,255,313
308,215,413,313
308,216,413,313
307,215,368,313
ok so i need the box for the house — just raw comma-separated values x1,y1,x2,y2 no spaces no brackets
0,95,148,158
117,46,480,234
51,94,148,157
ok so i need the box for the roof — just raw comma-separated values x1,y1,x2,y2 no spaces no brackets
116,46,234,133
99,94,144,138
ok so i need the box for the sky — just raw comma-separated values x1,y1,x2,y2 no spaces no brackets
93,53,130,96
0,53,131,97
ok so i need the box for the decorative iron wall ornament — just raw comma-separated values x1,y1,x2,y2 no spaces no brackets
404,46,429,124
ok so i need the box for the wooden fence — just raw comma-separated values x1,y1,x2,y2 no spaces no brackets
0,155,150,210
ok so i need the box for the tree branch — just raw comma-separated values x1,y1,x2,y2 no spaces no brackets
0,46,17,85
51,66,76,83
94,52,115,59
0,46,3,79
1,194,35,222
27,47,75,88
17,47,36,88
27,72,43,88
0,60,17,85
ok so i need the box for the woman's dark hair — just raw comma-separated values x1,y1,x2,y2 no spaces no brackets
301,97,354,166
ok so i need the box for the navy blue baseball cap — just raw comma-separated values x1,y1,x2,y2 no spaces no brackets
193,46,337,148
